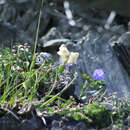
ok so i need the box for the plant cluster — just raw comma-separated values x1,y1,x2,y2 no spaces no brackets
0,43,129,129
0,44,78,108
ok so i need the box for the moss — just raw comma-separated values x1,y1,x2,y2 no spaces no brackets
84,102,111,128
67,111,87,121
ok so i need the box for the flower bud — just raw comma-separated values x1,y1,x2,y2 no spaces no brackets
67,52,79,64
57,44,70,57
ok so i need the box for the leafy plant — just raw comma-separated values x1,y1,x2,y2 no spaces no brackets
84,102,111,128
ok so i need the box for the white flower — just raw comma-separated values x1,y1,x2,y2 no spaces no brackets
57,44,70,57
57,44,79,64
60,56,68,64
67,52,79,64
57,44,70,64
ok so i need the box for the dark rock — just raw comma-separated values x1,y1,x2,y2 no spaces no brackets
73,122,88,130
113,43,130,75
50,118,88,130
20,106,46,130
0,0,51,47
0,21,19,47
51,120,63,130
0,113,20,130
0,21,33,47
0,105,46,130
73,0,130,17
118,32,130,45
39,27,65,48
21,116,45,130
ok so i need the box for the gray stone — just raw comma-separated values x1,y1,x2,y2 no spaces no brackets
118,32,130,46
0,21,18,47
0,113,20,130
39,27,64,47
73,30,130,99
73,122,88,130
0,0,51,47
73,0,130,17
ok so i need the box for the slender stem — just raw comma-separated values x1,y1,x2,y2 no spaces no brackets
47,71,58,96
33,0,44,55
30,0,44,70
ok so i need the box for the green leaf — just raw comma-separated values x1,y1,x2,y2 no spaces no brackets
58,65,65,73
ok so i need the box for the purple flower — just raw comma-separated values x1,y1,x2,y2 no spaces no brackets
65,64,72,70
93,69,105,81
64,64,72,74
45,55,51,60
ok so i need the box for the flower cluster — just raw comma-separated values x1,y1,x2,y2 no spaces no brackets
57,44,79,65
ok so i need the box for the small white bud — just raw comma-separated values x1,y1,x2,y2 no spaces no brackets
57,44,70,57
67,52,79,64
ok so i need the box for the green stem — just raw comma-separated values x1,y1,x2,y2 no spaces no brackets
33,0,44,54
40,73,77,107
30,0,44,70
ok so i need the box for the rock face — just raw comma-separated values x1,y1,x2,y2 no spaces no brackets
74,30,130,99
73,0,130,17
0,0,51,47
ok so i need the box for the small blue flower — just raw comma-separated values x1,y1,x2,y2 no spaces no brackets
45,55,51,60
64,64,72,74
93,69,105,81
65,64,72,70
